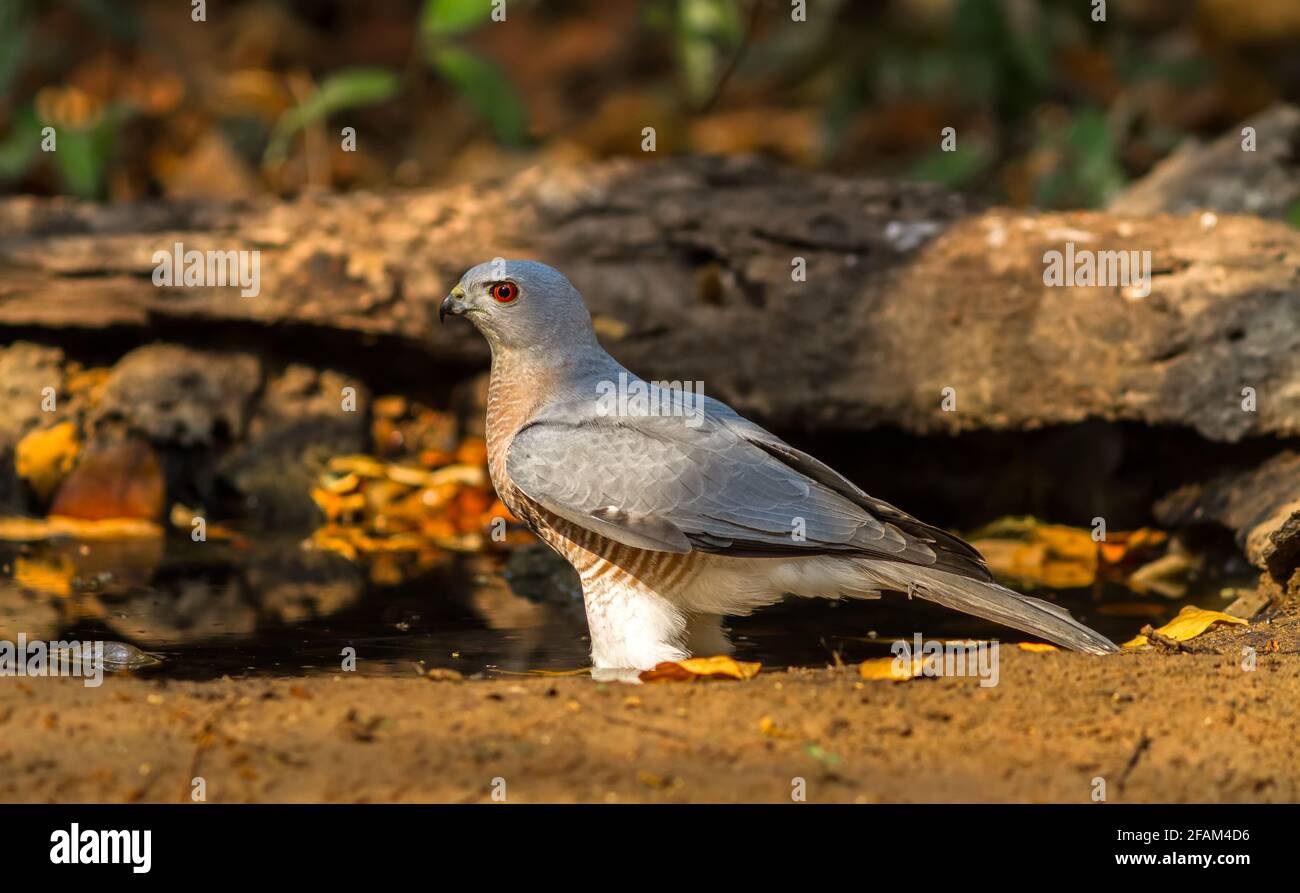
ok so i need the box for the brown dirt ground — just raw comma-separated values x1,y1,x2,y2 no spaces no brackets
2,604,1298,804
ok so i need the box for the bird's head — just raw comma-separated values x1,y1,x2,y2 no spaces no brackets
440,259,597,354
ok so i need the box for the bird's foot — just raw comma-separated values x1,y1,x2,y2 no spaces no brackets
590,666,646,684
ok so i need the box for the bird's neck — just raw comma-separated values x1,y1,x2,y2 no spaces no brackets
484,345,620,485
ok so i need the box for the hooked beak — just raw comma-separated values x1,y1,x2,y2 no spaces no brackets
439,286,466,323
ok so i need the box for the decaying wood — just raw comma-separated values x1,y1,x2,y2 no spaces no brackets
1,155,1297,442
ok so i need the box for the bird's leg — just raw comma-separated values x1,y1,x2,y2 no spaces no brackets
683,612,733,657
583,581,688,682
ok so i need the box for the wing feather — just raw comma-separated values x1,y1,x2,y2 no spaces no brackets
505,398,952,569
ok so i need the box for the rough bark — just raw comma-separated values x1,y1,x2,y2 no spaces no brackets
1,155,1297,443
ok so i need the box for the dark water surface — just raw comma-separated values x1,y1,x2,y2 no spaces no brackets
0,532,1247,680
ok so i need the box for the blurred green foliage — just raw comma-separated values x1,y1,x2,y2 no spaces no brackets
672,0,744,107
421,0,496,37
0,0,136,197
266,68,401,166
422,0,529,146
0,0,1293,208
1034,106,1126,209
1286,200,1300,230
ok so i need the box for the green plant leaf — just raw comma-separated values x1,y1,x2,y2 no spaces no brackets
265,67,401,164
676,0,743,105
908,136,994,188
1033,107,1126,209
53,129,102,198
1285,200,1300,230
429,46,528,146
48,104,131,199
0,19,28,97
0,107,41,180
421,0,493,38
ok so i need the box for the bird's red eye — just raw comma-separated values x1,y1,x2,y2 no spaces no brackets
491,282,518,303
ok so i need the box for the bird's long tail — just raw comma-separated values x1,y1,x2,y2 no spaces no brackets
865,563,1119,655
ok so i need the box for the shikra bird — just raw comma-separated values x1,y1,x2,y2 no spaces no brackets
440,259,1118,678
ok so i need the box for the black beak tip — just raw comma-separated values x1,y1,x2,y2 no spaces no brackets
438,295,453,324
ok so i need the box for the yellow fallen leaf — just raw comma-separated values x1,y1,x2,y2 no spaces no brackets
65,366,111,403
1017,642,1060,653
455,438,488,467
373,395,408,419
169,503,196,528
424,668,464,682
423,463,487,488
327,455,389,478
639,655,761,682
323,472,361,495
383,464,436,487
1123,605,1248,648
758,715,792,737
0,515,161,542
972,523,1098,589
310,487,365,520
15,422,79,500
309,527,359,561
858,655,924,681
1098,527,1168,564
592,315,630,340
13,554,75,596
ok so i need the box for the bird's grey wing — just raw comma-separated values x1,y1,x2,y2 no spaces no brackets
701,397,1116,653
702,396,993,581
505,402,935,563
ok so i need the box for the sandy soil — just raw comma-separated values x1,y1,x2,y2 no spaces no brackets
2,604,1297,804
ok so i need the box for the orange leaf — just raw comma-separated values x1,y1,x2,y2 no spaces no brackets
639,655,761,682
858,655,923,681
1123,605,1248,649
49,440,164,520
16,423,80,501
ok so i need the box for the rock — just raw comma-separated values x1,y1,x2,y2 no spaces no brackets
49,440,166,521
218,364,369,527
0,342,64,447
1155,451,1300,586
92,344,262,447
2,157,1297,441
0,342,66,513
1110,105,1300,220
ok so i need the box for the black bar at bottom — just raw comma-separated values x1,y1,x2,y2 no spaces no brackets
1,803,1278,879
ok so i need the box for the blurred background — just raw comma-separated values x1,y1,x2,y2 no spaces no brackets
3,0,1300,213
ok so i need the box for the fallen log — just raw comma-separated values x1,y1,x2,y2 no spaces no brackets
1,155,1297,442
1,156,1297,587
